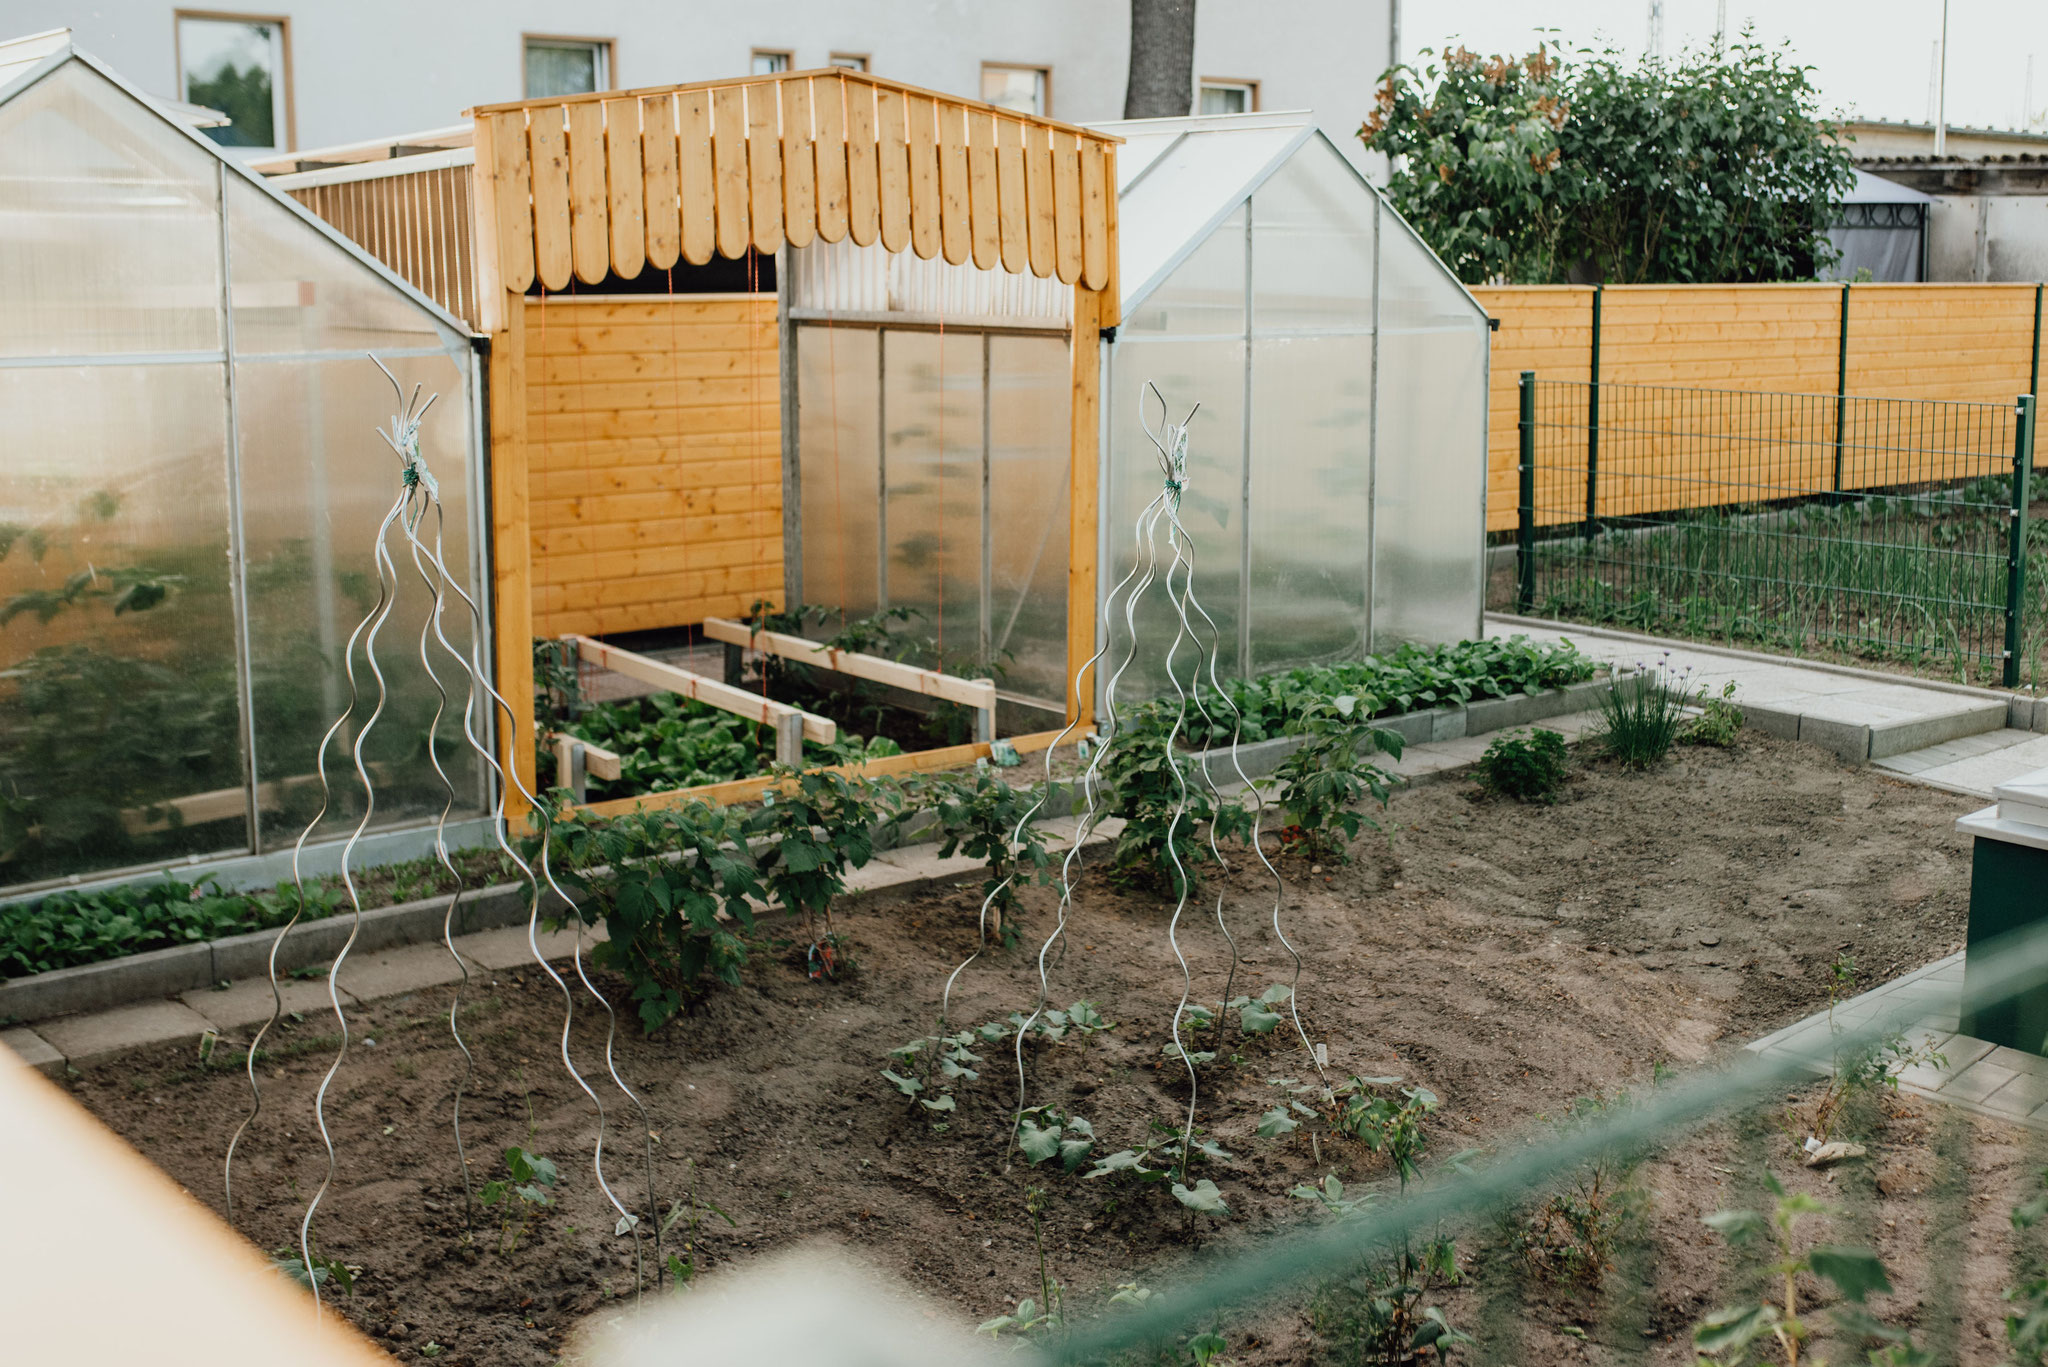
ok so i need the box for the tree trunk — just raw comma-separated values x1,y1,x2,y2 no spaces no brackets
1124,0,1197,119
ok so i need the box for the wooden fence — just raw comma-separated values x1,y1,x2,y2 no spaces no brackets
524,294,782,638
1476,283,2047,532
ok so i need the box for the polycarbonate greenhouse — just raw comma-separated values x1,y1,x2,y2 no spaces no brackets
0,32,487,892
1098,112,1490,698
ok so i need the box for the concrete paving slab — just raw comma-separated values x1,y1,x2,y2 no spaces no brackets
456,923,596,972
1909,735,2048,798
334,941,471,1004
1994,1071,2048,1116
1,1026,64,1076
179,976,358,1032
1938,1058,2019,1104
35,999,215,1067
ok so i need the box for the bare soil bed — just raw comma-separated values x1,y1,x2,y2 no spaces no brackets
66,731,2036,1364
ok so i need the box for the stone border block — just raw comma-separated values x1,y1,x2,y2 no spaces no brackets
0,940,212,1023
1,1025,64,1076
1868,701,2010,760
1742,703,1802,742
1797,715,1872,764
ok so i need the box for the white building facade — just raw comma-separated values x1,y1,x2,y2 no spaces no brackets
0,1,1392,172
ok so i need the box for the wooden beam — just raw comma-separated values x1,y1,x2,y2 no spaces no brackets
491,293,538,829
701,617,997,710
1067,285,1101,729
566,727,1067,819
546,731,623,780
568,634,836,743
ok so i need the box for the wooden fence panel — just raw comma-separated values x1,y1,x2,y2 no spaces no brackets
1479,283,2046,532
524,296,782,637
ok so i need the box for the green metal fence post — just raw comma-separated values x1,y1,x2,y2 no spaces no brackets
1518,371,1536,613
1584,285,1603,541
2008,393,2037,688
1833,282,1850,494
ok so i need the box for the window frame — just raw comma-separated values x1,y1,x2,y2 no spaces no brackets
1198,77,1260,116
522,32,616,99
828,53,870,72
750,48,795,76
980,62,1052,118
172,8,295,152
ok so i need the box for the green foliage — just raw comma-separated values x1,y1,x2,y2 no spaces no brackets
2005,1169,2048,1363
1594,658,1693,769
884,1001,1111,1116
1332,1077,1439,1187
1475,728,1571,804
1359,36,1855,285
909,769,1054,936
1269,696,1401,861
745,767,895,941
1176,636,1595,750
1681,681,1746,747
1099,708,1238,896
479,1146,559,1255
537,800,763,1033
1018,1108,1097,1173
546,691,903,797
1693,1172,1919,1365
0,874,333,979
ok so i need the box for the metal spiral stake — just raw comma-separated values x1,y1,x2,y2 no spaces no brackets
393,454,662,1295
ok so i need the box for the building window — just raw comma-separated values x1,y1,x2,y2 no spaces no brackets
175,12,290,151
524,35,612,98
982,64,1050,117
751,50,792,76
1199,79,1258,115
829,53,869,71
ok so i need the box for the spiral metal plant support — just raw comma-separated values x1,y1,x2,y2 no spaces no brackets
226,359,663,1309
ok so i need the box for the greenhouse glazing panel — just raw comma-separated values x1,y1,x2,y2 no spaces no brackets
234,352,483,850
1249,139,1376,335
1122,206,1247,339
0,363,246,883
226,174,447,354
986,333,1071,703
881,329,984,670
1247,334,1373,673
795,324,882,621
1105,336,1247,696
0,61,223,358
1371,225,1487,651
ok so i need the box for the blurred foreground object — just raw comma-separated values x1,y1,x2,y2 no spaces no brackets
0,1048,390,1363
576,1247,1003,1367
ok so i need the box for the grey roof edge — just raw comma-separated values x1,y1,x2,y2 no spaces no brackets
0,34,476,342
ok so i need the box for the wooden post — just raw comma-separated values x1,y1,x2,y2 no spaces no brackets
473,114,537,831
1067,285,1103,728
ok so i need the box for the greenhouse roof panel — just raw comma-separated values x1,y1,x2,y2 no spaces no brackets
1092,114,1316,318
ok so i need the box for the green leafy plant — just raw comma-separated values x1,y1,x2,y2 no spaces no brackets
1018,1108,1097,1173
1594,657,1693,769
1474,728,1570,804
479,1146,559,1255
272,1234,356,1296
747,767,897,961
911,769,1054,939
537,800,764,1033
2005,1169,2048,1362
977,1189,1065,1338
1693,1173,1918,1366
1087,1119,1235,1214
1359,37,1855,285
1516,1093,1647,1288
1269,696,1401,861
1682,680,1746,747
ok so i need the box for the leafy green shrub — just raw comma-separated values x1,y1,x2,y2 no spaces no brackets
746,767,898,960
909,769,1052,938
553,692,902,797
1270,695,1401,860
1475,728,1570,804
540,800,764,1033
1680,680,1744,747
1594,658,1692,769
1099,705,1247,896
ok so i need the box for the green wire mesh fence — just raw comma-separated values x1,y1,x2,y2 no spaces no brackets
1503,376,2039,687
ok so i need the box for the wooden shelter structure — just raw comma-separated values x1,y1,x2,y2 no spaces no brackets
451,70,1119,823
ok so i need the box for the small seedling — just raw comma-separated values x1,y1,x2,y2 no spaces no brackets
479,1146,558,1254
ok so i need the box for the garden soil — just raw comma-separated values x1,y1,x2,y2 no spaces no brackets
66,732,2041,1365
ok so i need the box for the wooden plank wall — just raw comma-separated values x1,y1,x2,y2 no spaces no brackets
286,165,478,328
524,294,782,637
1475,283,2045,532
